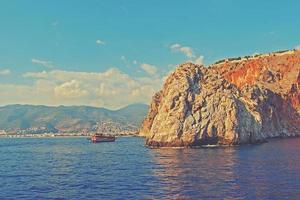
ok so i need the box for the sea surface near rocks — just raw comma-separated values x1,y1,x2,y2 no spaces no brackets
0,137,299,199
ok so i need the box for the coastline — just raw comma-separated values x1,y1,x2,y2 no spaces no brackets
0,134,140,139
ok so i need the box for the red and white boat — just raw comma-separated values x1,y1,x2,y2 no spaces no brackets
90,134,116,143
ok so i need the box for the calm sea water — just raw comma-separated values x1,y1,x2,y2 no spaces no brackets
0,137,299,200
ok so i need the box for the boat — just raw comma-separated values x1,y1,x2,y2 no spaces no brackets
90,134,116,143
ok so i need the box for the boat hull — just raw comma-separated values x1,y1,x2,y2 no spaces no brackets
91,135,116,143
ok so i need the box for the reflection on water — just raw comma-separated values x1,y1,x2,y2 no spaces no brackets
152,148,241,199
0,137,300,199
151,140,300,199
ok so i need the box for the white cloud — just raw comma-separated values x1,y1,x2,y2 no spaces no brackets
3,68,163,109
140,63,157,75
54,80,89,98
0,69,11,75
170,43,194,58
170,43,205,65
31,58,55,68
133,60,138,65
170,43,181,49
193,55,204,65
295,45,300,50
96,39,105,46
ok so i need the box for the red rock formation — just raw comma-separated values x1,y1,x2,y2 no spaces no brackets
140,50,300,147
212,50,300,135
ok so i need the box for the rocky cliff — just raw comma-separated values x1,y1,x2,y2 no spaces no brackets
140,50,300,147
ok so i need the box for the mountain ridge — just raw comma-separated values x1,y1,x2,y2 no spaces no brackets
0,103,149,135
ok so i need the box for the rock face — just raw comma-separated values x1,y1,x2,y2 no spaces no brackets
140,50,300,147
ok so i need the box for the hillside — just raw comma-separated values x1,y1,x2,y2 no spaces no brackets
0,103,148,135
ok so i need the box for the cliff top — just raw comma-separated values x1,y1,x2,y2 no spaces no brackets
210,49,300,67
208,49,300,95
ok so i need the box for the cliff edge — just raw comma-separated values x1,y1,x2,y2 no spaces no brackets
140,50,300,147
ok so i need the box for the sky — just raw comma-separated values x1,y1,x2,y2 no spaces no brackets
0,0,300,109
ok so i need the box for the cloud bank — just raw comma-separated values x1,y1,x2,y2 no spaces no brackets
1,68,163,109
1,43,206,109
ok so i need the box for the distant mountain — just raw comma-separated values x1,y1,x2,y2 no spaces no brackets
0,103,149,135
115,103,150,123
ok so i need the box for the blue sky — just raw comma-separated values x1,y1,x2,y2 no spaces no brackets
0,0,299,108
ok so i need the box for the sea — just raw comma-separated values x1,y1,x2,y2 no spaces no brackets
0,137,299,200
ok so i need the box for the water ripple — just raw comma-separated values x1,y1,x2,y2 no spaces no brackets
0,137,299,199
